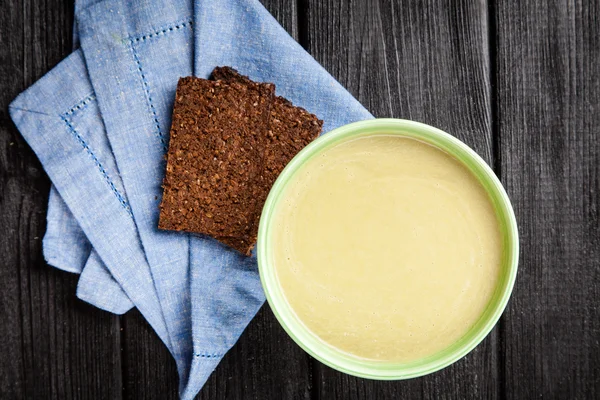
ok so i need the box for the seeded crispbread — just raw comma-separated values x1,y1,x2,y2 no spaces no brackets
158,76,274,251
211,67,323,253
212,67,323,184
160,70,323,255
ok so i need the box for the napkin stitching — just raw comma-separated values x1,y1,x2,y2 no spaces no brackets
130,20,192,43
130,43,167,149
128,20,193,151
195,353,224,358
64,94,96,117
60,100,132,216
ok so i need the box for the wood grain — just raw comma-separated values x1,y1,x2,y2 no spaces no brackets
494,0,600,398
303,0,498,398
0,0,122,399
121,310,179,399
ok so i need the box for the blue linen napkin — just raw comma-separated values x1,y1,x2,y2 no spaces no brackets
11,0,373,398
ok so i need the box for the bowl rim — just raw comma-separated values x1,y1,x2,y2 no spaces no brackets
257,118,519,379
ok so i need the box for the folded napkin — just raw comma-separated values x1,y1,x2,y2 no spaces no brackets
11,0,372,398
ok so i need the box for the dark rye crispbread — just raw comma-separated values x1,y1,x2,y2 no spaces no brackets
211,67,323,251
158,76,274,248
160,69,323,255
212,67,323,185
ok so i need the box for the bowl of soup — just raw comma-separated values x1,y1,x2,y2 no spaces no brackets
257,119,518,379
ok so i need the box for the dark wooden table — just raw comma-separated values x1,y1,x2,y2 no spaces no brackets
1,0,599,398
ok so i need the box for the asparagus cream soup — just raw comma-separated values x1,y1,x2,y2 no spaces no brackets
270,135,502,362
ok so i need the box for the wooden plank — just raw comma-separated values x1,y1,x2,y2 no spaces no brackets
198,307,313,400
121,310,179,399
0,0,122,399
494,0,600,398
122,1,313,398
304,0,498,398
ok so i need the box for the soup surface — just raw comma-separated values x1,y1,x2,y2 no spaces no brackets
270,134,502,362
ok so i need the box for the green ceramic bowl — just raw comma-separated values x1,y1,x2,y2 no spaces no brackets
257,118,519,379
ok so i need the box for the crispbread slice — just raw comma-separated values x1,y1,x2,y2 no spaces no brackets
159,76,274,249
212,67,324,244
211,70,323,186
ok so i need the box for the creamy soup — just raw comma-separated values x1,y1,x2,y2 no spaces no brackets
270,134,502,362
